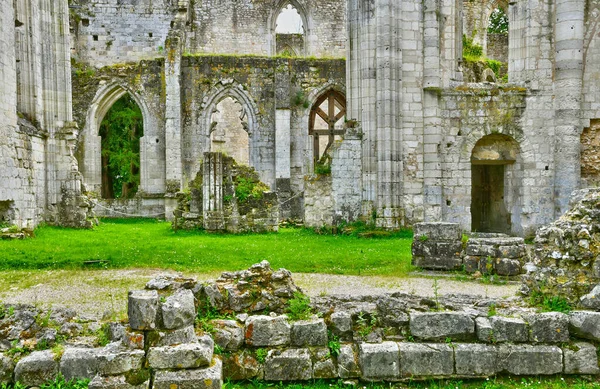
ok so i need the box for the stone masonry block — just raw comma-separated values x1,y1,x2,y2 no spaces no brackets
291,318,327,347
337,344,360,378
60,348,101,381
264,349,312,381
0,353,14,384
454,344,499,376
160,289,196,330
359,342,400,380
14,350,58,387
148,336,213,369
527,312,569,343
490,316,528,343
153,358,222,389
413,222,461,241
128,290,159,330
409,312,475,340
88,375,149,389
498,345,562,375
312,348,337,379
212,320,244,351
569,311,600,341
399,343,454,377
563,342,600,375
245,315,291,346
97,348,145,376
475,317,494,342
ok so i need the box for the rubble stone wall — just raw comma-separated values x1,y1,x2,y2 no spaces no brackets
3,262,600,387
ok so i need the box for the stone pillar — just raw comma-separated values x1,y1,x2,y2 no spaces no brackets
275,109,291,219
553,0,584,216
202,153,225,231
331,125,363,223
423,0,443,222
164,4,188,220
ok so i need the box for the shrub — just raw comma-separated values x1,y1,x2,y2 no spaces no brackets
286,292,313,321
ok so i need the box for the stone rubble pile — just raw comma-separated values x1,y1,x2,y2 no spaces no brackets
521,188,600,305
4,262,600,386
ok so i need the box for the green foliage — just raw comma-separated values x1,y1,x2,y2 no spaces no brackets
35,310,52,328
529,291,572,313
485,59,504,77
488,7,509,35
234,176,269,203
94,323,111,347
99,95,143,199
314,161,331,175
40,374,89,389
0,219,414,277
487,303,497,317
255,348,268,364
327,332,341,357
286,292,313,321
355,312,378,339
462,35,483,61
418,234,429,242
196,299,234,334
292,90,310,108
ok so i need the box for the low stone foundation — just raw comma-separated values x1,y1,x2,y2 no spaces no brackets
2,262,600,387
412,223,528,276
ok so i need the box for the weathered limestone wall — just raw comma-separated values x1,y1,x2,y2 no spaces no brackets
70,0,176,67
487,33,508,63
583,0,600,148
581,120,600,187
186,0,346,58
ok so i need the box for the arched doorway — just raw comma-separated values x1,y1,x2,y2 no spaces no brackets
470,134,521,234
308,90,346,168
209,96,250,166
98,94,143,199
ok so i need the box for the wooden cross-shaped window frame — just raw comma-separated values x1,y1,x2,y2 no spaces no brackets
308,90,346,166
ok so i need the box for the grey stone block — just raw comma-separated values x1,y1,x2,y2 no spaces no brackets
580,285,600,310
563,342,600,375
330,311,352,337
409,312,475,340
495,258,522,276
97,347,145,376
527,312,569,343
161,289,196,330
464,256,480,274
212,320,244,351
88,375,149,389
0,353,14,384
148,336,214,369
291,318,327,347
151,326,197,347
222,351,262,380
454,344,499,376
128,290,159,330
399,343,454,377
14,350,58,387
264,349,312,381
490,316,528,343
60,348,101,381
569,311,600,341
245,315,290,346
337,344,360,378
412,255,463,271
359,342,399,379
498,345,562,375
153,358,222,389
312,348,337,379
414,222,461,241
475,317,494,342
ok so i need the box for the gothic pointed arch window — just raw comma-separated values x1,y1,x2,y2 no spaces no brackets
272,2,307,56
209,96,250,166
309,90,346,167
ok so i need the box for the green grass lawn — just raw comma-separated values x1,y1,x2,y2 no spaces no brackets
0,219,413,276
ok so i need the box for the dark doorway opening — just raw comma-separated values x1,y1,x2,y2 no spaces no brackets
471,163,511,234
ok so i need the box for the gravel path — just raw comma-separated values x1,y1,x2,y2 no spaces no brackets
0,269,519,319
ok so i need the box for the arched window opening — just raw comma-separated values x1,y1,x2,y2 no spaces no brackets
470,134,521,234
486,7,509,66
275,4,305,56
99,94,143,199
210,97,250,166
309,90,346,169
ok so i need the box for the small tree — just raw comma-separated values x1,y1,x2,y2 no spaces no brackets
488,7,509,35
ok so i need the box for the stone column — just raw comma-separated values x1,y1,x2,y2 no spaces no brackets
202,152,225,231
164,4,188,220
553,0,584,215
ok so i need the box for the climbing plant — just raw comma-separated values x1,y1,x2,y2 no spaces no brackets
99,94,143,199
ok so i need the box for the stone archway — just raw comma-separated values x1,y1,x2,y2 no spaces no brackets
470,134,521,234
267,0,311,56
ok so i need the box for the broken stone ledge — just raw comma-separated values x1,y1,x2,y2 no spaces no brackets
3,262,600,387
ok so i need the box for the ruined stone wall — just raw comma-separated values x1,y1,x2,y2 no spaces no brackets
487,33,508,63
70,0,176,67
583,0,600,137
186,0,346,58
180,56,345,219
581,120,600,187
